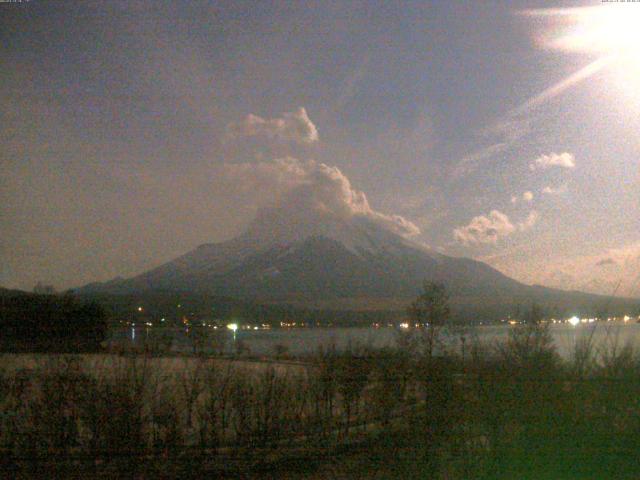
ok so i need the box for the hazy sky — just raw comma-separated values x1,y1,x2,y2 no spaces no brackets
2,0,639,296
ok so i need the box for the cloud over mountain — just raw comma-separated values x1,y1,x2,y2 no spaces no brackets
221,157,420,238
226,107,319,145
221,108,418,239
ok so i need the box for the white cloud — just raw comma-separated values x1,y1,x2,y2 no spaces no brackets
454,209,539,245
226,107,319,145
220,157,420,238
529,152,575,171
220,109,420,240
511,191,534,204
453,210,515,245
542,184,568,195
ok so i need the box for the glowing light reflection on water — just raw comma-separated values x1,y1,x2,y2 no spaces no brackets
111,322,640,358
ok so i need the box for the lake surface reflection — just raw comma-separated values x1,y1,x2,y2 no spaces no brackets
111,321,640,359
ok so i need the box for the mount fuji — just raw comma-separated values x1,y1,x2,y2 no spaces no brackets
76,155,639,319
77,202,634,319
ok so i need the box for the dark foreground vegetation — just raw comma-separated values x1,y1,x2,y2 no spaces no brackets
2,321,640,479
2,284,640,478
0,291,106,353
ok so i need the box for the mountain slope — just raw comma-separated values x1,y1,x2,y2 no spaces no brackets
83,207,520,297
77,207,638,319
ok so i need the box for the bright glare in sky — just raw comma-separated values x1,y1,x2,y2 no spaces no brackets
551,7,640,58
525,5,640,105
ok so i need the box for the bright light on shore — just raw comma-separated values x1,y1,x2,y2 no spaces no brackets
227,323,238,332
568,316,580,327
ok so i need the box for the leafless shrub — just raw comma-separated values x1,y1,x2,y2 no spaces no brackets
228,369,254,447
28,356,88,454
305,362,336,440
253,366,293,446
0,363,30,448
77,355,157,463
196,363,235,451
176,357,206,431
495,322,559,374
209,331,228,356
273,343,289,359
597,325,637,378
334,349,371,435
149,380,182,457
367,348,411,425
570,334,598,379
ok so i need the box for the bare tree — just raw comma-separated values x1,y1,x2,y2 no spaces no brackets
407,282,451,358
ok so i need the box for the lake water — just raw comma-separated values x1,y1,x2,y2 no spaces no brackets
112,321,640,359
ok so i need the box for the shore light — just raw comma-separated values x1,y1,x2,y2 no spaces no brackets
227,322,238,341
568,316,580,327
